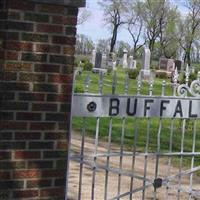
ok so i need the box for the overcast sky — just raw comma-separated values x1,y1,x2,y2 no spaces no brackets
77,0,188,44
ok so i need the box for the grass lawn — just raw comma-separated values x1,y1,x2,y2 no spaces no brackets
72,68,200,169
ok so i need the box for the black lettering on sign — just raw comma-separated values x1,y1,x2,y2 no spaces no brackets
189,100,197,118
160,100,170,117
109,98,120,116
126,98,137,116
173,100,183,117
144,99,154,117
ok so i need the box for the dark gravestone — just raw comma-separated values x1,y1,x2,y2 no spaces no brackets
95,52,102,68
159,58,168,70
175,60,182,71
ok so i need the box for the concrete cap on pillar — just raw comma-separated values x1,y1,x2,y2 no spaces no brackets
29,0,86,7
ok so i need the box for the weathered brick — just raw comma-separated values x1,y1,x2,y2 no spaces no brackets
0,112,14,120
38,4,65,14
65,27,76,35
15,132,41,140
0,132,13,140
0,152,11,160
1,101,28,110
57,141,68,150
43,151,67,159
63,46,75,55
0,161,25,169
40,187,65,197
19,92,45,101
28,161,53,169
48,74,72,83
52,16,77,25
27,179,52,188
19,73,45,82
5,41,33,51
0,21,33,32
42,170,66,178
68,8,78,16
24,13,49,23
0,82,29,91
32,103,57,112
44,132,66,140
33,83,58,93
60,103,71,112
5,62,32,72
7,0,35,11
22,53,47,62
37,24,63,34
55,179,66,186
15,151,41,159
36,44,61,54
61,64,73,74
13,170,40,179
5,50,18,60
46,113,67,122
13,190,39,198
34,64,60,73
30,122,55,131
29,142,53,149
52,36,76,45
0,71,17,81
0,171,10,179
47,94,71,102
0,181,24,189
21,33,48,42
61,84,73,94
0,121,28,130
0,142,25,150
16,112,42,121
50,55,73,65
0,92,14,101
0,31,19,40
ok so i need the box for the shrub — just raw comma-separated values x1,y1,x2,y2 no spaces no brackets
107,68,112,75
136,62,141,70
156,71,168,79
80,58,93,71
74,85,84,93
178,72,197,85
128,68,139,79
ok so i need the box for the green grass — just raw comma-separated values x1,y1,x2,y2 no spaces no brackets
72,67,200,170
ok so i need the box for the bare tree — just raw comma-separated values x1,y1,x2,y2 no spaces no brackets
77,8,91,25
99,0,127,53
178,0,200,66
126,0,146,58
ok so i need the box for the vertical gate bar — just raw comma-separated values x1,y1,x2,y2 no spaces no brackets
104,117,113,200
117,73,129,199
78,117,86,200
153,119,162,200
117,117,125,199
129,118,139,200
188,119,197,200
112,70,117,95
91,72,104,200
142,81,153,199
166,119,175,199
177,119,186,200
91,117,100,200
142,118,151,200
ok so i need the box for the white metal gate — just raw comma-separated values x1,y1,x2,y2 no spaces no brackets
66,68,200,200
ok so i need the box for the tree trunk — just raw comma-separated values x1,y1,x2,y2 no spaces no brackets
110,25,118,53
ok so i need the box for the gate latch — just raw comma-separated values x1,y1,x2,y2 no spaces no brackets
87,102,97,112
153,178,162,189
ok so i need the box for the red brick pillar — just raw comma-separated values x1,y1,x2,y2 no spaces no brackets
0,0,85,199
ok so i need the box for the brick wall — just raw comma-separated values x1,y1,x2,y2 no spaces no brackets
0,0,84,199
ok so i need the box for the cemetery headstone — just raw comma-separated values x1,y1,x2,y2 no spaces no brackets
133,60,137,69
128,56,133,69
159,58,175,72
140,48,151,79
95,52,102,69
175,60,183,71
123,48,128,68
91,49,96,67
102,53,107,69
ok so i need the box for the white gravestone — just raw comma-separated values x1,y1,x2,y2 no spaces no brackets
123,49,128,68
102,54,107,69
133,60,137,69
128,56,133,69
91,49,96,67
140,48,151,79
